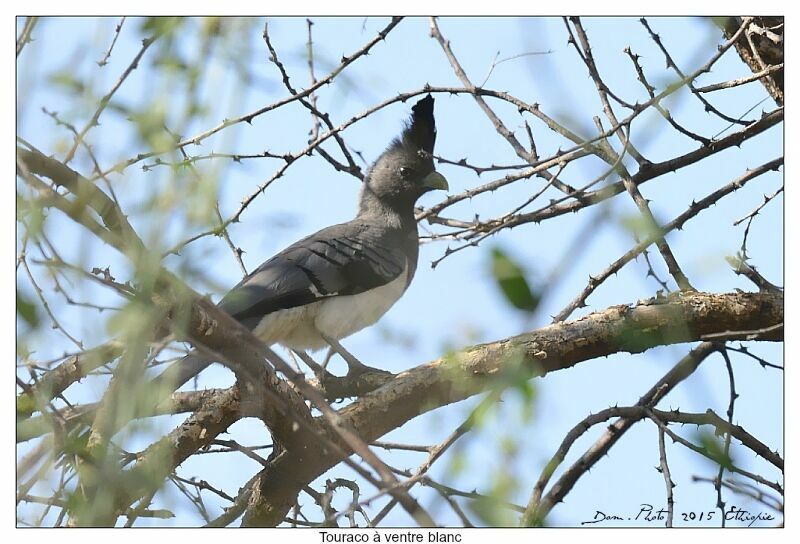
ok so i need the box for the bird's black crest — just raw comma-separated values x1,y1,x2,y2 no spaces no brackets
397,95,437,155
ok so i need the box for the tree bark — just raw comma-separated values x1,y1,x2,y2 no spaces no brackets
241,290,782,526
720,16,783,106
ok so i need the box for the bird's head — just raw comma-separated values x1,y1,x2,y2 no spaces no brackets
359,95,448,217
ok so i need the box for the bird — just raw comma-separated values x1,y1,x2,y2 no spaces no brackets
161,95,447,388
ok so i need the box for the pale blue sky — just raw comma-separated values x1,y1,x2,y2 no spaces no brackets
16,16,783,527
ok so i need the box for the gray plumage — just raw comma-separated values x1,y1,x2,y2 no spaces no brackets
215,95,447,351
175,94,447,380
217,222,416,350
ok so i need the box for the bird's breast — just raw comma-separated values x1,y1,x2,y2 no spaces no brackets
313,266,409,343
251,266,410,352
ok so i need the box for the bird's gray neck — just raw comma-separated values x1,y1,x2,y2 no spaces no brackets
357,190,417,230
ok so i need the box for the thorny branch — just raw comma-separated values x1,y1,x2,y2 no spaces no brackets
17,17,782,527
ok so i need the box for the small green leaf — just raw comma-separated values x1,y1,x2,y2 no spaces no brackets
619,213,660,239
47,71,87,94
140,17,183,37
490,247,541,313
16,289,39,328
695,430,735,470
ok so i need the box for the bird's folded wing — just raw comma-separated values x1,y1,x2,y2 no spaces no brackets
217,222,408,330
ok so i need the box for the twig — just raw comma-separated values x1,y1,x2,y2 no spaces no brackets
726,254,782,293
551,157,781,322
734,186,783,259
368,393,498,526
700,323,783,342
648,413,782,495
16,16,38,57
91,17,403,179
64,35,158,163
727,344,782,371
204,474,259,527
640,247,672,292
172,473,236,503
433,155,531,176
476,107,782,235
479,49,553,88
19,256,83,349
142,150,286,170
714,346,737,526
523,342,716,526
427,142,626,268
623,45,710,144
642,17,754,127
371,441,432,453
97,17,126,66
170,474,212,523
306,18,322,142
696,63,784,93
657,427,675,527
209,439,272,467
692,476,783,513
282,354,437,527
262,21,361,178
429,17,534,163
571,18,696,292
215,204,248,276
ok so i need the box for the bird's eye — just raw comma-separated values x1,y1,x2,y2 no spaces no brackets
399,166,413,179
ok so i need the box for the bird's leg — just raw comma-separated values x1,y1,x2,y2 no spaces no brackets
320,333,388,378
321,348,336,371
291,349,333,383
286,349,304,373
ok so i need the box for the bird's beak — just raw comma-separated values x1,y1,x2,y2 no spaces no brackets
422,170,448,191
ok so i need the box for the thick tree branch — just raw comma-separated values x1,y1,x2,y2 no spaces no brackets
719,17,783,106
242,290,782,526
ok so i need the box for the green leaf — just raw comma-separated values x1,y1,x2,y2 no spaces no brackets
140,17,183,38
47,71,87,94
695,429,735,470
16,289,39,328
490,247,541,313
467,470,519,526
619,213,661,240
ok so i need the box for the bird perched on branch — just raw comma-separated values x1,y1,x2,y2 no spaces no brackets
167,95,447,385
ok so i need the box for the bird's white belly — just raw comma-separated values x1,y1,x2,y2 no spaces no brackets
252,269,408,351
314,271,408,343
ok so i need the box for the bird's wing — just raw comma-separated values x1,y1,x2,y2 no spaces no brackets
217,221,409,329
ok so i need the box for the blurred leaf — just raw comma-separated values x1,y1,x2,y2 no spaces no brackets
490,247,541,313
710,17,732,31
140,17,183,38
201,17,224,38
17,194,46,238
152,53,189,73
619,213,662,240
500,435,517,456
128,106,171,152
184,170,219,225
47,71,87,94
16,393,36,418
468,394,498,429
467,470,518,526
695,429,735,470
446,450,467,478
106,298,159,341
16,289,40,328
515,379,538,423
